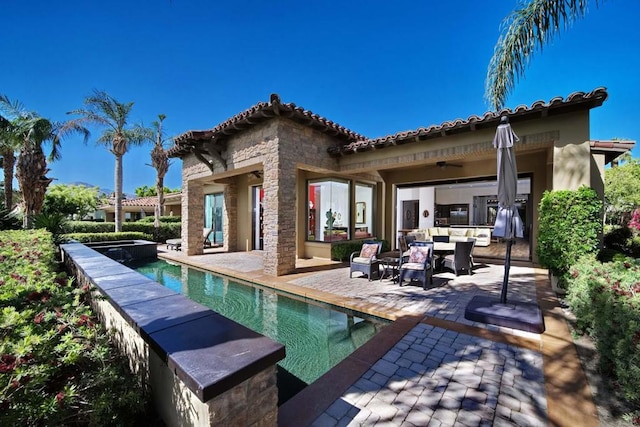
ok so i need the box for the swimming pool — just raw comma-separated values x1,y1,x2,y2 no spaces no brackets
132,259,388,399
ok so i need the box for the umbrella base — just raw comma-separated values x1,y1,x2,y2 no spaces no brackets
465,295,545,334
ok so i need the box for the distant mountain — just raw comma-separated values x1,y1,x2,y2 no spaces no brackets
67,182,135,199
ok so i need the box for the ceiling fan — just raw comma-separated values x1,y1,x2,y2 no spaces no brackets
436,161,463,169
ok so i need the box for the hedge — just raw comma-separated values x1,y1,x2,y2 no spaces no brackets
565,255,640,404
67,221,181,242
137,216,182,223
536,186,602,282
62,232,152,243
331,239,390,261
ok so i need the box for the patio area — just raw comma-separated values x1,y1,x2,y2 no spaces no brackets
157,247,598,427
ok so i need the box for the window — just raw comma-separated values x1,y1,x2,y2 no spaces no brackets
307,179,350,242
355,183,374,239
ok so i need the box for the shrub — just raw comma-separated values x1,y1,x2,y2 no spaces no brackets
137,215,181,223
67,221,181,242
331,239,390,261
565,255,640,403
62,232,152,243
33,212,70,245
0,230,152,425
537,186,602,283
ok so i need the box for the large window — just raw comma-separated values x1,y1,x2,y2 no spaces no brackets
308,179,350,242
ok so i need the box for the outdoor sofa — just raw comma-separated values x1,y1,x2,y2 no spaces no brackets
406,227,492,247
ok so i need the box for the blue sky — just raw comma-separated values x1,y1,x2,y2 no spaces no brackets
2,1,639,194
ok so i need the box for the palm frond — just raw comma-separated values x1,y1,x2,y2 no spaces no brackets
485,0,596,111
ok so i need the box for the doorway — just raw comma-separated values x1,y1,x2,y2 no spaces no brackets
252,186,264,250
402,200,419,230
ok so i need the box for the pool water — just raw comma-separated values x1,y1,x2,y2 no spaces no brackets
132,259,388,396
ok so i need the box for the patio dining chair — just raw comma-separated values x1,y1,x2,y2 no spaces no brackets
349,240,383,281
442,239,475,276
398,241,434,290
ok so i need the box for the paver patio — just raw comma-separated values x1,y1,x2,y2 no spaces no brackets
157,248,598,427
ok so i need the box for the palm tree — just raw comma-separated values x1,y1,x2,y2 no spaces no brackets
0,107,18,210
0,95,89,228
145,114,171,227
485,0,597,110
67,90,147,232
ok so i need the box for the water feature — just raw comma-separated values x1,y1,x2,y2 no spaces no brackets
131,259,388,402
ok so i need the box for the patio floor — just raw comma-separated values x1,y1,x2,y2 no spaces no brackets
157,247,598,427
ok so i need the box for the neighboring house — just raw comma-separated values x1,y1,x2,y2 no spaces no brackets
168,89,634,276
97,192,182,222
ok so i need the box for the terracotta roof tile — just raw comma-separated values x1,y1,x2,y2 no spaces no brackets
169,94,365,158
331,88,609,156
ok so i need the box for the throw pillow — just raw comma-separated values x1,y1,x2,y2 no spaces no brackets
360,243,379,259
408,246,429,264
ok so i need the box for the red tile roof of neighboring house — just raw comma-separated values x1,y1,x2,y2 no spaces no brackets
169,88,609,159
99,193,182,209
590,139,636,164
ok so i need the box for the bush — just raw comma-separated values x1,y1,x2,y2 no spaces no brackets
565,255,640,404
0,230,152,425
537,186,602,283
603,226,640,259
331,239,390,261
62,232,152,243
68,221,181,242
137,215,181,223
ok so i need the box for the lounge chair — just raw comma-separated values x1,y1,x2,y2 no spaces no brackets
398,241,434,289
166,228,214,251
442,239,475,275
349,240,383,281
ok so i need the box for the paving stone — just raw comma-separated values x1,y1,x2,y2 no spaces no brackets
355,391,375,408
350,407,372,424
326,398,352,420
438,396,461,410
354,377,378,391
511,411,546,427
456,409,483,427
496,403,512,420
498,394,521,412
311,412,337,427
427,419,442,427
432,408,457,425
366,397,398,421
383,349,403,363
493,416,518,427
404,348,427,363
373,359,400,377
375,388,398,404
388,377,408,393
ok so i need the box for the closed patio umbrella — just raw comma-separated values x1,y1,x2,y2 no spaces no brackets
493,116,523,303
464,115,544,333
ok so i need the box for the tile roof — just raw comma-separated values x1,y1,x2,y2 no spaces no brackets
99,193,182,209
329,87,609,156
169,93,365,157
168,88,609,159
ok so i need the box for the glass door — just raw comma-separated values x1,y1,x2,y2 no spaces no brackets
204,193,224,245
252,186,263,250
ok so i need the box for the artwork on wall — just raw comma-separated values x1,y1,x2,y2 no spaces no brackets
356,202,366,224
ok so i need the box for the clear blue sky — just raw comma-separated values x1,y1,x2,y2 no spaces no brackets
2,1,639,194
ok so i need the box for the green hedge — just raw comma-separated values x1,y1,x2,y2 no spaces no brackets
0,230,151,424
63,232,152,243
68,221,181,242
536,186,602,282
137,216,182,223
331,239,390,261
565,255,640,404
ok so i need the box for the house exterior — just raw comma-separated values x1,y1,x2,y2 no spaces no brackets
168,88,634,276
97,192,182,222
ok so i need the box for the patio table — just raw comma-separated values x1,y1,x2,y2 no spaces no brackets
379,257,400,283
433,242,455,271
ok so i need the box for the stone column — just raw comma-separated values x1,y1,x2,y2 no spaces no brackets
223,181,238,252
182,180,204,256
262,154,296,276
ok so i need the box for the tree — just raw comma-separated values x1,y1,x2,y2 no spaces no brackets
485,0,596,110
146,114,171,228
0,95,88,228
0,107,19,210
67,90,147,232
42,183,100,219
605,156,640,226
134,185,179,198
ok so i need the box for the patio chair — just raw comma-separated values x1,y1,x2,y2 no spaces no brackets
349,240,383,281
442,239,475,276
397,235,415,257
398,241,434,290
203,228,214,248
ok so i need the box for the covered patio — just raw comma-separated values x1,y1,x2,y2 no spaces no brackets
157,247,598,426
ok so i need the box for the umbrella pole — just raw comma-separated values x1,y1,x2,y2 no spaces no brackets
500,239,513,304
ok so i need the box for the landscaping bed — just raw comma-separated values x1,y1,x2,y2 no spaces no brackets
0,230,154,426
